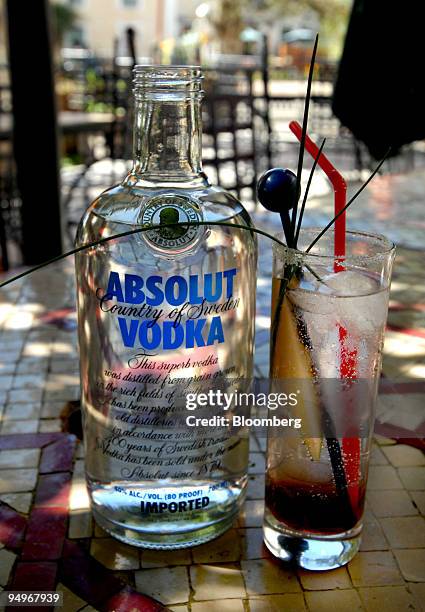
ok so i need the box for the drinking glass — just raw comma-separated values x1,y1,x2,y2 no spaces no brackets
263,229,395,570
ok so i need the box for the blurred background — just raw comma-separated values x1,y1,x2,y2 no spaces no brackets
0,0,423,270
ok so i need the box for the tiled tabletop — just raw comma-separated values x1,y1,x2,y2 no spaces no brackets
0,167,424,611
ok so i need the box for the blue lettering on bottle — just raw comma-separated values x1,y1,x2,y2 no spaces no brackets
208,316,225,344
165,276,188,306
138,321,161,350
125,274,145,304
102,268,238,350
204,273,222,302
106,271,125,302
145,275,163,306
223,268,237,297
189,275,203,305
186,319,206,348
118,317,139,347
163,321,185,349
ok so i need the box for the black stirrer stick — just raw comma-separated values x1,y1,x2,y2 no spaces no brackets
291,33,319,240
294,138,326,247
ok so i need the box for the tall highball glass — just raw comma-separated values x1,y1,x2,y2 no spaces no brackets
263,229,395,570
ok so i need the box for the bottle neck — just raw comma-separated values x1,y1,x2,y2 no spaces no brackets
132,95,205,185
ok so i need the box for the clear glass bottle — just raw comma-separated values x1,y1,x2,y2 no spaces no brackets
75,66,257,548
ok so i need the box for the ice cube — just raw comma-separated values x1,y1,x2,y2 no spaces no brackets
288,281,334,315
318,270,388,337
317,270,380,297
289,270,379,315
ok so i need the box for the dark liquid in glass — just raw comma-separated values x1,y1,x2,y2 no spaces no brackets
265,476,365,535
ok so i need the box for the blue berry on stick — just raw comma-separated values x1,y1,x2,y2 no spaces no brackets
256,168,298,213
257,168,298,245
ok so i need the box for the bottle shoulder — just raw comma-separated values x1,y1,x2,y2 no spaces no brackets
78,177,253,227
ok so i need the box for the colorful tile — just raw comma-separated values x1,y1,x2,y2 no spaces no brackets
299,566,352,590
241,559,301,595
59,540,124,605
3,403,41,420
0,502,27,547
141,548,192,568
38,419,63,432
22,507,67,560
367,490,418,517
367,466,404,490
56,583,88,612
0,493,32,514
410,491,425,514
380,517,425,549
348,551,404,587
239,527,269,560
393,549,425,582
358,586,419,612
0,468,38,494
305,590,364,612
238,499,264,528
190,564,246,600
0,448,40,469
40,436,76,473
249,594,307,612
69,511,92,539
34,472,71,508
191,600,245,612
409,584,425,611
11,561,57,592
135,567,190,605
90,537,140,570
0,548,17,586
382,445,425,467
1,420,39,434
397,467,425,490
192,529,240,564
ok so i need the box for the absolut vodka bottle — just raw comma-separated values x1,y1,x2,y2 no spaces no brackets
75,66,257,548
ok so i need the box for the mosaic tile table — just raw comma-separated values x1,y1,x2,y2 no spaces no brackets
1,171,425,611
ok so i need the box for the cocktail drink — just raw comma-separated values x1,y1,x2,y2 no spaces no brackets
263,229,395,570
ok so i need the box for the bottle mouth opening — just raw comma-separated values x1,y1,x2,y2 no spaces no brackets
133,65,204,97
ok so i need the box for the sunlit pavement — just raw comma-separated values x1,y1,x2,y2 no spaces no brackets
0,166,424,609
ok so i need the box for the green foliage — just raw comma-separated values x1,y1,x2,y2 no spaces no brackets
50,2,78,45
61,153,83,166
213,0,351,56
252,0,351,19
210,0,245,53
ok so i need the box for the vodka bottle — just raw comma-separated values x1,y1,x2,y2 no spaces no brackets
75,66,257,548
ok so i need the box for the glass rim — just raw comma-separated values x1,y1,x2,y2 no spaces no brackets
273,228,396,263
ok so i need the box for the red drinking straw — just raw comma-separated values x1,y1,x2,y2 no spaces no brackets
289,121,347,258
289,121,360,508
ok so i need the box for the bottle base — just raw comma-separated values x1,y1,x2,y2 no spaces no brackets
92,507,236,549
263,514,361,570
